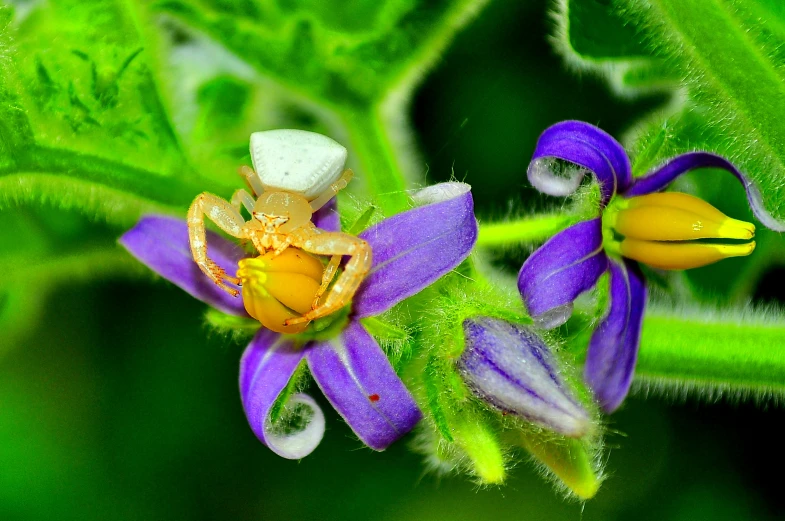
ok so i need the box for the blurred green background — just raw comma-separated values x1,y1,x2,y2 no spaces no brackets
2,1,784,520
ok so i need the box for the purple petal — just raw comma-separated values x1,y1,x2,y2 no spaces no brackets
518,219,609,329
528,120,632,205
306,320,422,450
313,197,340,232
584,259,646,413
353,182,477,318
240,329,325,459
119,215,248,316
624,151,785,232
459,317,591,437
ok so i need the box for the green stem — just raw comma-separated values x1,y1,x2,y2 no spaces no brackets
477,214,576,247
341,107,410,217
634,305,785,400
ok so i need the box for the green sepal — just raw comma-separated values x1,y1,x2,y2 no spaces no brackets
450,411,506,485
514,430,603,500
360,316,409,342
269,360,310,425
346,204,378,235
412,350,506,484
204,309,260,341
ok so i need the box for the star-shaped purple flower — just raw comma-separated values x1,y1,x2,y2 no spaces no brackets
519,120,782,413
120,182,478,458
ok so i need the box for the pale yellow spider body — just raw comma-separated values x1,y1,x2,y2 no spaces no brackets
187,130,371,332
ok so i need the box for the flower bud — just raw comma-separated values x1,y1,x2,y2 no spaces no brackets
458,317,591,438
237,248,324,334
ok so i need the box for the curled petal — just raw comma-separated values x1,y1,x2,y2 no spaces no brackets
119,215,247,316
306,321,422,450
459,317,592,437
624,152,785,232
518,219,609,329
240,329,325,459
528,120,632,205
353,182,477,318
584,259,647,413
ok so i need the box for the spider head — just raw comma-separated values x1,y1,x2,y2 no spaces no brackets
253,191,312,233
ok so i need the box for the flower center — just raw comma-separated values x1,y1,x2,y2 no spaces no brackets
237,248,324,334
602,192,756,270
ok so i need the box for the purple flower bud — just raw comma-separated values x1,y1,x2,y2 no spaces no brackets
458,317,592,438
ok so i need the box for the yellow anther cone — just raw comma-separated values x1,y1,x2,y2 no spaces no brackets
237,248,324,334
620,238,756,270
615,192,755,242
608,192,757,270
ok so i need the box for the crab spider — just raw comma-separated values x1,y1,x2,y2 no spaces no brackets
187,130,371,330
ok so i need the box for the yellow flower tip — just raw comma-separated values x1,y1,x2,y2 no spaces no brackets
572,477,601,501
616,191,755,242
517,435,601,500
716,218,755,240
620,239,756,270
237,248,324,334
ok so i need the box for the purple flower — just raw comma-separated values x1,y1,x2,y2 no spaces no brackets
120,182,478,458
458,317,591,437
519,121,782,413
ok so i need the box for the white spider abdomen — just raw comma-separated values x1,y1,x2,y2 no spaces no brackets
250,129,347,201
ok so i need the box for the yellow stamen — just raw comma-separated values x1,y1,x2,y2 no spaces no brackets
607,192,757,270
619,238,756,270
237,248,324,334
615,192,755,241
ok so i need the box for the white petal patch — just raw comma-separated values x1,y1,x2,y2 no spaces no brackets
264,393,326,459
527,157,587,197
533,302,574,330
411,182,471,206
745,180,785,232
250,130,347,200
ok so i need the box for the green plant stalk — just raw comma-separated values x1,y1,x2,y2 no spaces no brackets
341,107,410,217
476,214,576,247
634,307,785,400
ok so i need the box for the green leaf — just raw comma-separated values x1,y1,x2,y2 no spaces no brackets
551,0,679,96
629,0,785,225
155,0,487,106
0,1,236,225
155,0,490,215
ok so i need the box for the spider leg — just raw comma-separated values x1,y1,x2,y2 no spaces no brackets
312,255,342,308
230,189,256,216
309,169,354,212
238,165,265,197
285,231,371,325
188,192,247,296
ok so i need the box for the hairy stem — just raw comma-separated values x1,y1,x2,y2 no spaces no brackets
341,107,410,216
633,305,785,401
476,214,576,247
